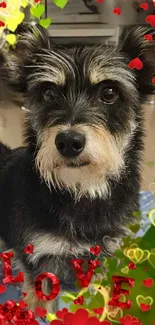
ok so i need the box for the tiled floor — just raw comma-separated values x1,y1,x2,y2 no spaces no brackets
0,96,155,191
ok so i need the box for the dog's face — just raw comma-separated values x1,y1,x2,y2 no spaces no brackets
4,25,155,200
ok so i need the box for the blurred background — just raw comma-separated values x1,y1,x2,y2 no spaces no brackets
0,0,155,190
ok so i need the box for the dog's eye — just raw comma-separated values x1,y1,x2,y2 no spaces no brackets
43,89,55,102
101,86,118,104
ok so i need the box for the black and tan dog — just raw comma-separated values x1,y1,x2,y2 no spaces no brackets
0,24,154,312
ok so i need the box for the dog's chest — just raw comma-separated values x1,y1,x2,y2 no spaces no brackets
27,232,92,265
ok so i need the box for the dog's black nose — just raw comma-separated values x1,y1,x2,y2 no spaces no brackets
55,130,85,157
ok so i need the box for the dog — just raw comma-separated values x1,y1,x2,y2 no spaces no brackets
0,24,154,312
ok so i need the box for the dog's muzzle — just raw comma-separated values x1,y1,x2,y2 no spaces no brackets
55,130,86,158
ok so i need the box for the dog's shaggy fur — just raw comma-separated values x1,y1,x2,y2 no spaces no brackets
0,24,155,311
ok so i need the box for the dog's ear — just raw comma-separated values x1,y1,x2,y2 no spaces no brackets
119,26,155,96
2,23,50,92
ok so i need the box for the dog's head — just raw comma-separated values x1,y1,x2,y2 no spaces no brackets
4,25,155,200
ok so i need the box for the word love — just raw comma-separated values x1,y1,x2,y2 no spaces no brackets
0,252,100,302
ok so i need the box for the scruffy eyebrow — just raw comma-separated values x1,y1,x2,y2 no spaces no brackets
26,49,77,90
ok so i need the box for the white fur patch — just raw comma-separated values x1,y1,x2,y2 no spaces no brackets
27,232,92,264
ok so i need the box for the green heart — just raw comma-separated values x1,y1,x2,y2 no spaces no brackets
147,161,155,168
30,4,45,18
54,0,68,9
39,18,51,29
132,210,141,218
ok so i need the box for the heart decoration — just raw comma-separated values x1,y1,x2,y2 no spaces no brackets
0,1,6,8
90,245,101,256
56,308,68,320
30,4,45,18
124,247,150,264
136,295,153,308
128,58,143,70
63,309,88,325
0,21,5,27
144,34,153,42
146,15,155,27
140,3,148,10
148,252,155,267
106,306,123,322
54,0,68,9
39,18,52,29
120,315,142,325
24,244,34,254
74,295,84,305
93,307,104,315
140,303,151,312
35,307,47,318
113,7,121,15
152,78,155,84
148,208,155,226
0,284,6,293
121,266,129,274
128,262,136,270
18,300,28,308
5,34,16,45
142,278,154,288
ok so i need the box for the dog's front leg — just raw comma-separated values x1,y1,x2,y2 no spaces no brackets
23,272,57,314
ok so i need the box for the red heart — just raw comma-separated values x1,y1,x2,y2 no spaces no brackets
0,284,6,293
146,15,155,26
152,77,155,83
120,315,141,325
97,0,104,3
113,7,121,15
64,309,88,325
0,21,5,27
90,245,101,255
87,317,112,325
56,308,68,320
35,307,47,317
142,278,154,288
22,292,27,297
140,303,151,312
0,1,6,8
50,321,63,325
144,34,153,42
128,262,136,270
128,58,143,70
18,300,28,308
140,3,148,10
93,307,104,315
24,244,34,254
74,295,84,305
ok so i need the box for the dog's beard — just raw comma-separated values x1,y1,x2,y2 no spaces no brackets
36,123,136,201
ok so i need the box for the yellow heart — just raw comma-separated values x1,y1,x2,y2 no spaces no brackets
148,252,155,268
124,247,149,264
136,295,153,307
148,208,155,226
7,12,25,32
121,266,129,274
106,306,123,323
130,243,138,248
21,0,29,8
46,313,57,321
124,248,137,263
5,34,16,45
105,286,111,294
139,250,150,264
